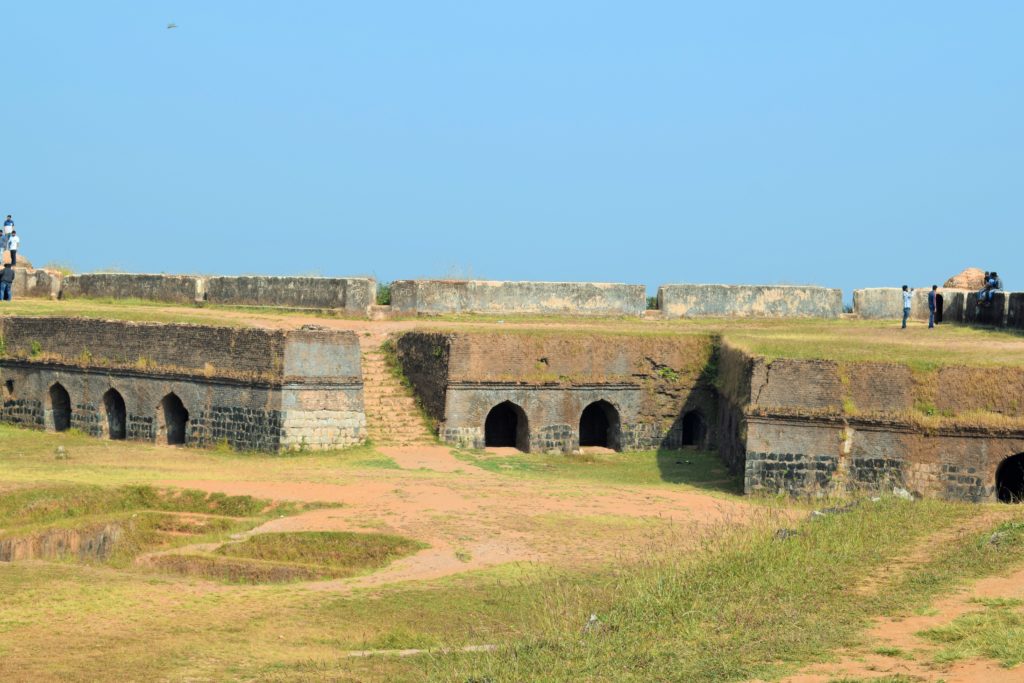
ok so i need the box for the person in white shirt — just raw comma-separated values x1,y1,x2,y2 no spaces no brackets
8,231,20,266
901,285,913,329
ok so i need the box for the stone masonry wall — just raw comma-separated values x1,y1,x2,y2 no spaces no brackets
720,345,1024,501
390,280,647,317
0,317,365,451
658,284,842,318
399,331,717,453
13,269,63,299
60,273,375,312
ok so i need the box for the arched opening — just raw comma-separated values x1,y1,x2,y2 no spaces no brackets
579,400,621,451
48,383,71,432
158,393,189,446
681,410,706,447
102,388,127,440
484,401,529,451
935,293,945,324
996,454,1024,503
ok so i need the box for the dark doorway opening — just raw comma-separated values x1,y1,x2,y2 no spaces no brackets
159,393,189,446
579,400,621,450
681,410,706,447
996,454,1024,503
103,389,127,440
484,401,528,451
935,293,945,324
49,383,71,432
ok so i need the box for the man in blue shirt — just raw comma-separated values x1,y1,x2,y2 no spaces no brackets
927,285,938,328
902,285,913,329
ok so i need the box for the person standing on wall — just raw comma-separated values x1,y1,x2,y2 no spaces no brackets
928,285,938,329
0,261,15,301
1,215,13,253
901,285,913,329
8,230,20,266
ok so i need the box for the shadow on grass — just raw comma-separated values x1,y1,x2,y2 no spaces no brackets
656,447,743,495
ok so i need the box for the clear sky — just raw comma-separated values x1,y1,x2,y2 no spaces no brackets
3,2,1021,295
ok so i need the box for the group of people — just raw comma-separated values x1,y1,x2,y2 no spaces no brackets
901,285,941,330
977,271,1003,305
0,215,20,301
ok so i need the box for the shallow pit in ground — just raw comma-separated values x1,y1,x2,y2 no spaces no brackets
147,531,428,584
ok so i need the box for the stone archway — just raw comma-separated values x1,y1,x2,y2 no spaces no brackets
158,393,189,446
579,400,622,451
484,401,529,451
48,383,71,432
996,453,1024,503
102,388,127,440
681,410,706,447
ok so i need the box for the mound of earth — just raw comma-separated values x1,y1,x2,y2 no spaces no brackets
944,267,985,290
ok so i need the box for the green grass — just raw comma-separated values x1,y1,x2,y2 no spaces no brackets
433,499,1024,682
919,599,1024,668
216,531,426,569
452,447,741,494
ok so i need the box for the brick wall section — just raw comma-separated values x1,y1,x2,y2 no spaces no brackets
390,280,646,316
658,284,842,318
0,317,287,382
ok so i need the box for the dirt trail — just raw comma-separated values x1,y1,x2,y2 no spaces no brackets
778,511,1024,683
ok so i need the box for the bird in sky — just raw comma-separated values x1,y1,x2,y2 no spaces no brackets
167,22,177,29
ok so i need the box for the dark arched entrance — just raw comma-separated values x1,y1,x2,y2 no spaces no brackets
579,400,621,450
102,388,127,440
935,293,944,324
484,401,529,451
996,454,1024,503
681,410,706,447
159,393,189,445
48,383,71,432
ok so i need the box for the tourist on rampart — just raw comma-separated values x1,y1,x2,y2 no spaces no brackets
928,285,938,329
985,271,1003,303
2,215,13,252
901,285,912,329
0,262,15,301
9,231,20,266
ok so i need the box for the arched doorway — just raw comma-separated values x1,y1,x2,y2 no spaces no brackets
579,400,621,450
48,383,71,432
681,410,706,447
484,401,529,451
996,453,1024,503
102,388,127,440
158,393,189,445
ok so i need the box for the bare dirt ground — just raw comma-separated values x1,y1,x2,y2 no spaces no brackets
161,446,760,591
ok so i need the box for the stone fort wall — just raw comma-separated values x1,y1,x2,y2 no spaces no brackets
658,284,843,319
0,317,365,451
397,331,718,453
718,344,1024,502
390,280,647,317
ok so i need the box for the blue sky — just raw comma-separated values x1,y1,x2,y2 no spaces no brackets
3,2,1021,295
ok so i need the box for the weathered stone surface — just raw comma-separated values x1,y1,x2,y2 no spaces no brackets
852,288,903,319
944,267,986,290
0,317,365,452
63,273,201,304
657,284,842,319
12,268,62,299
204,276,375,312
61,273,375,312
390,280,646,317
398,331,717,453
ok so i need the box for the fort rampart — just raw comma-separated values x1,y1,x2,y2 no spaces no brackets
390,280,647,317
0,317,365,451
657,284,842,319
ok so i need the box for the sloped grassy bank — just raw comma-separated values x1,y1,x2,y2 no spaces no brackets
435,497,1024,682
